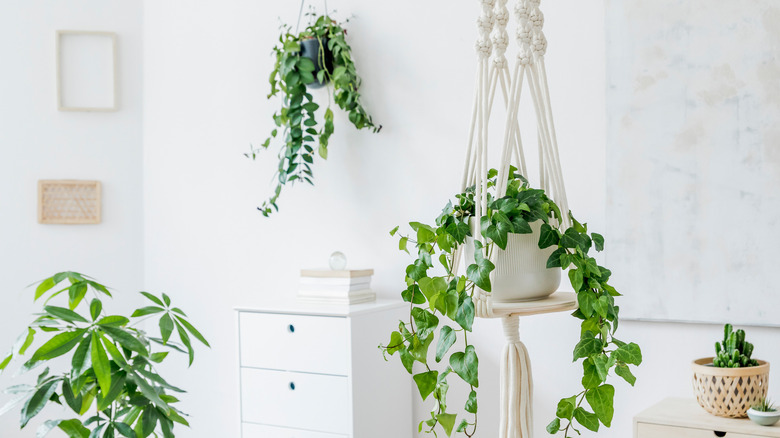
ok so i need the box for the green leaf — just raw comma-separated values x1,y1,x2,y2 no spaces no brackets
568,269,584,292
454,296,475,332
150,352,169,363
436,326,456,363
556,395,576,419
615,363,636,386
450,345,479,387
405,260,428,282
402,285,426,305
140,292,165,307
409,334,434,365
174,320,195,365
574,407,600,432
572,332,603,362
90,331,111,395
37,419,63,438
101,326,147,355
19,327,36,355
89,299,102,321
62,379,82,412
413,371,438,401
96,315,129,327
446,220,470,243
593,354,610,381
20,378,60,427
97,372,126,411
466,241,494,292
411,308,439,340
67,282,88,310
70,336,91,378
613,343,643,365
399,349,414,374
131,307,165,318
582,358,602,389
386,332,404,355
546,418,560,434
0,353,12,371
159,314,174,344
114,422,134,438
32,329,86,362
35,277,57,301
586,384,615,427
592,233,605,251
546,247,567,268
44,306,88,324
131,374,170,414
399,237,409,253
457,419,470,433
465,390,477,413
419,277,447,304
57,419,90,438
577,291,596,318
141,406,158,437
437,413,457,437
389,226,399,236
538,223,560,249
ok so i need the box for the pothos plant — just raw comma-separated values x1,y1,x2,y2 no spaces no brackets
247,14,381,217
380,168,642,437
0,271,209,438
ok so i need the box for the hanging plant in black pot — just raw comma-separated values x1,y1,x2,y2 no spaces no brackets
246,14,381,217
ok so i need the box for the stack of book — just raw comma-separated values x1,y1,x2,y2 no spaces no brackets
297,269,375,305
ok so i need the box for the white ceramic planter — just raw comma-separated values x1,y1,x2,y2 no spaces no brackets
465,220,561,302
747,408,780,426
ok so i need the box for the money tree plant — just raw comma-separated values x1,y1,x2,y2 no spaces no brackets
0,271,209,438
380,169,642,437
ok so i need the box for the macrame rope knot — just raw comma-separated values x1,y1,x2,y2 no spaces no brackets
532,32,547,55
492,32,509,53
529,8,545,29
514,2,530,20
516,24,533,45
502,315,521,344
494,8,510,26
476,39,493,58
480,0,497,7
477,13,496,34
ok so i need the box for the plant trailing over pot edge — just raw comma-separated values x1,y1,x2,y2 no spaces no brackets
0,271,209,438
379,169,642,437
247,14,381,217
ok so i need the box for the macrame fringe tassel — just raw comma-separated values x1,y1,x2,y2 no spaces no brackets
500,315,534,438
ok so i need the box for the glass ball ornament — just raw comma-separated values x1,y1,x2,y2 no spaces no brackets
329,251,347,270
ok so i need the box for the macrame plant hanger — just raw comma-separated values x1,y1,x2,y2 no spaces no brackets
452,0,574,437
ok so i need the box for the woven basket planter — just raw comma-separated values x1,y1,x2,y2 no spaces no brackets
692,357,770,418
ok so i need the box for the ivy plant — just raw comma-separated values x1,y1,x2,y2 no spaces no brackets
247,14,381,216
0,271,209,438
380,169,642,437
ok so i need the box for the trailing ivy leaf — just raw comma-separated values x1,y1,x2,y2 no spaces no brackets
465,390,477,414
32,329,86,362
593,353,610,381
577,291,596,318
399,349,414,374
615,363,636,386
457,419,470,433
556,395,576,419
572,332,603,362
538,223,559,249
413,371,438,401
405,260,428,282
592,233,605,251
446,220,470,243
568,269,584,292
386,332,404,355
466,241,494,292
510,216,532,234
582,358,602,389
573,407,600,432
586,384,615,427
389,226,399,236
454,296,475,332
418,277,447,304
436,326,456,362
437,413,457,437
546,418,560,434
399,237,409,253
401,285,426,305
450,345,479,387
411,308,439,340
546,247,567,269
612,343,643,365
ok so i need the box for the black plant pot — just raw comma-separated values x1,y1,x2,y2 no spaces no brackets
299,37,333,89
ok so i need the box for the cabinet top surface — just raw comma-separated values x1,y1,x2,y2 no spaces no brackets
235,298,406,317
636,398,780,436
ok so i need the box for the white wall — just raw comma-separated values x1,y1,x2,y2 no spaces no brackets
0,1,144,436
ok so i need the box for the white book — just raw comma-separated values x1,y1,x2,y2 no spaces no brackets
299,282,372,293
296,289,376,305
299,276,372,287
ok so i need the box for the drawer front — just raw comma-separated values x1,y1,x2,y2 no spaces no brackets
242,423,347,438
241,368,351,435
637,423,764,438
239,312,349,375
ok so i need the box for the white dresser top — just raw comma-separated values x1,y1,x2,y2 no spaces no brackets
636,398,780,436
235,299,407,317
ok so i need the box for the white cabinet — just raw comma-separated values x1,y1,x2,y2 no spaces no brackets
237,300,411,438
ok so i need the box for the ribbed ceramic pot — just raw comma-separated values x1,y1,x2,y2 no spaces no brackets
465,220,561,302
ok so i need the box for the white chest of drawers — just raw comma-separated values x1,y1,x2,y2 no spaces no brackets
635,398,780,438
237,300,411,438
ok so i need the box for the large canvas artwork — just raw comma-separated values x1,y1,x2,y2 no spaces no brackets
605,0,780,325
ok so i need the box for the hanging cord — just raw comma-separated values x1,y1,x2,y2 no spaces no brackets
294,0,306,34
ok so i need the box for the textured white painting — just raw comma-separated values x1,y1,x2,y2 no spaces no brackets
606,0,780,325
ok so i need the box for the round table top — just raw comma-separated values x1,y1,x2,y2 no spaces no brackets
488,291,577,317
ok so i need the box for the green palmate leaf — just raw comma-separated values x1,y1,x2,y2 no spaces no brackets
44,306,88,324
586,384,615,427
538,223,560,249
413,371,438,401
89,299,102,321
454,296,475,332
0,353,12,371
32,329,86,362
572,332,603,362
90,332,111,394
159,313,174,344
97,372,126,411
57,419,90,438
131,306,165,318
62,379,82,413
446,220,470,243
174,320,195,366
37,419,63,438
592,233,605,251
70,336,91,378
67,282,88,310
612,343,643,365
18,327,36,355
114,422,134,438
436,326,456,363
574,407,600,432
96,315,129,327
131,374,170,414
615,363,636,386
556,395,576,420
465,390,478,414
101,326,147,355
35,277,57,301
411,308,439,340
546,418,561,434
150,351,169,363
582,358,602,389
140,292,165,307
20,378,60,428
437,413,457,437
450,345,479,387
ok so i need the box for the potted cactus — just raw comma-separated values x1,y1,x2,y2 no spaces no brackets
692,324,769,418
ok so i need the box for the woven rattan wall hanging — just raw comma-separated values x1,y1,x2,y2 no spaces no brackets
38,180,102,224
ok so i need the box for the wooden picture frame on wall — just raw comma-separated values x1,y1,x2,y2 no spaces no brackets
56,30,118,112
38,180,102,224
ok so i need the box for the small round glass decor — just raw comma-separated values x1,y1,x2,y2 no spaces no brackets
329,251,347,270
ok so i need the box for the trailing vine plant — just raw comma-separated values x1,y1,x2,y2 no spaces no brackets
379,168,642,437
0,272,209,438
246,13,380,216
